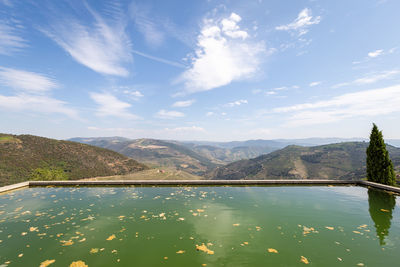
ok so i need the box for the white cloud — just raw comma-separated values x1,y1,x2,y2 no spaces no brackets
0,21,27,55
225,99,248,107
172,99,195,108
276,8,321,36
309,81,322,87
0,94,78,118
0,67,57,93
206,111,214,116
163,126,205,133
177,12,266,93
332,70,400,88
42,4,132,76
156,109,185,119
123,89,144,100
130,3,164,47
90,92,139,119
265,91,277,95
274,84,400,126
368,49,383,58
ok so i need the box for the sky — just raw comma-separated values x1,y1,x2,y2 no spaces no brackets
1,0,400,141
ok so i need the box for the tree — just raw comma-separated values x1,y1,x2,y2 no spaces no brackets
366,123,395,185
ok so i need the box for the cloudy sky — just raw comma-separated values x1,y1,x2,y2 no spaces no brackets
1,0,400,141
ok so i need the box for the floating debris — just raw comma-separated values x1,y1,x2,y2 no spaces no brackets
40,259,55,267
176,250,185,254
196,244,214,255
90,248,99,254
106,234,116,241
268,248,278,254
69,261,88,267
300,256,309,264
233,223,240,227
325,227,334,230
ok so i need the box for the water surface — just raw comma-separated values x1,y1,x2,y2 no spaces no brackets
0,186,399,266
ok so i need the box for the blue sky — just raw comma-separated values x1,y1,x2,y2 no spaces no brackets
1,0,400,141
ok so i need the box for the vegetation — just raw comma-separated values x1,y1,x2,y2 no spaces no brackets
0,133,148,186
206,142,400,180
366,124,396,185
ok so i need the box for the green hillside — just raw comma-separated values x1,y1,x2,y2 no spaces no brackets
71,138,220,175
0,134,148,186
206,142,400,181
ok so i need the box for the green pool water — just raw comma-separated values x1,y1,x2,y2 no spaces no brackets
0,185,399,266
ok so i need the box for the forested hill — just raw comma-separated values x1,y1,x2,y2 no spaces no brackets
0,134,148,186
206,142,400,181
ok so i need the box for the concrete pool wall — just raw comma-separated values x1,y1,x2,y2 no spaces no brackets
1,180,399,194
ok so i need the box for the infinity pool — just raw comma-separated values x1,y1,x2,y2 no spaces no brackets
0,186,399,266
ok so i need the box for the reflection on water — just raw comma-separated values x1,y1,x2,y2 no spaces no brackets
368,188,396,245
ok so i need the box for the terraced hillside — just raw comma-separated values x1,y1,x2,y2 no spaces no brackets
206,142,400,181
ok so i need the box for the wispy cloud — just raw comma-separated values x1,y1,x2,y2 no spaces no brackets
172,99,195,108
0,21,27,55
0,94,78,118
132,49,186,68
121,89,144,101
274,84,400,126
332,70,400,88
42,3,132,76
163,126,205,133
368,49,384,58
0,67,57,93
130,3,164,47
276,8,321,36
90,92,139,119
225,99,248,107
309,81,322,87
156,109,185,119
177,12,266,94
0,66,77,118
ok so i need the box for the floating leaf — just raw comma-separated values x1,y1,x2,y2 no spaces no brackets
268,248,278,253
90,248,99,254
40,259,55,267
30,227,38,232
196,244,214,255
325,227,334,230
300,256,309,264
380,209,389,213
69,261,88,267
233,223,240,227
61,240,74,246
106,234,116,241
176,250,185,254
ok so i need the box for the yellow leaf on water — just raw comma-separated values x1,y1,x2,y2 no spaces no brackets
196,244,214,255
233,223,240,227
90,248,99,254
61,240,74,246
197,209,205,213
300,256,309,264
380,209,389,213
358,224,367,229
18,254,23,258
352,231,362,234
30,227,38,232
40,259,55,267
69,261,88,267
325,227,334,230
106,234,116,241
357,263,365,267
176,250,185,254
268,248,278,253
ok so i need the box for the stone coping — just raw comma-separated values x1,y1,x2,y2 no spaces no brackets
0,180,399,194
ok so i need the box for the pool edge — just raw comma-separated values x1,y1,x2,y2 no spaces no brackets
1,180,399,194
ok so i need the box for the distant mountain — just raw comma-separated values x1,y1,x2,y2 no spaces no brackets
0,134,148,186
71,138,220,175
205,142,400,180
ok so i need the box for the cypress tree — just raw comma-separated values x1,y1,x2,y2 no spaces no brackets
366,123,396,185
